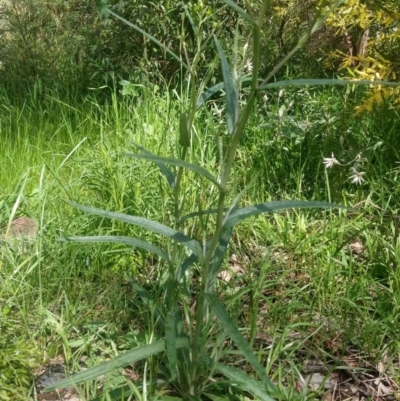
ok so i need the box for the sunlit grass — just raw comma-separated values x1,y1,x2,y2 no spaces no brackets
1,87,400,399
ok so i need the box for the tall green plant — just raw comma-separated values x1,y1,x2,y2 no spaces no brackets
44,1,389,399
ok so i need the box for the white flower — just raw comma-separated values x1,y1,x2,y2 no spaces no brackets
349,170,366,185
245,59,253,73
323,153,339,168
212,104,223,118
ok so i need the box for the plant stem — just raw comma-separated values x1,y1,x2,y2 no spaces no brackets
189,12,265,395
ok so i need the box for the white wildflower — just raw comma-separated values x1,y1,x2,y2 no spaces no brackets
245,59,253,73
212,104,223,118
323,153,339,168
349,169,366,185
243,42,249,53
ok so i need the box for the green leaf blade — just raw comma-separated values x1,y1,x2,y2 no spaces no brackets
196,82,224,109
177,208,228,224
214,36,239,135
207,227,233,292
222,0,256,26
196,77,252,109
123,152,222,190
257,78,400,91
65,201,204,260
44,337,189,392
179,112,191,148
128,277,164,324
215,363,277,401
44,340,166,391
204,293,279,394
107,9,188,70
63,235,171,264
165,311,177,380
177,253,198,282
131,142,176,189
224,200,345,228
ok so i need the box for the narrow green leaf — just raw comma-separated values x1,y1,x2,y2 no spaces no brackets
179,112,191,147
177,234,222,282
131,142,175,189
123,152,222,190
176,253,198,282
205,293,279,394
44,340,168,391
127,277,164,324
107,9,188,70
215,363,277,401
312,0,345,34
177,230,231,283
177,208,230,224
257,78,400,91
63,235,171,264
203,394,231,401
214,36,239,135
207,227,233,292
196,82,224,109
44,339,190,392
184,5,197,36
223,171,260,225
165,311,177,380
196,77,252,109
222,0,256,26
224,200,344,229
65,201,204,260
90,384,135,401
96,0,110,19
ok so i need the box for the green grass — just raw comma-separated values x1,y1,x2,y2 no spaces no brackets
1,86,400,400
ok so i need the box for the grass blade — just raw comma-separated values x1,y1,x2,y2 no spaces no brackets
107,9,188,70
204,293,279,394
131,142,176,189
63,235,171,264
257,78,400,91
196,77,252,109
184,5,198,37
177,234,221,282
179,112,191,148
224,200,344,228
214,36,239,135
178,227,231,286
90,384,135,401
215,363,277,401
127,277,164,324
196,82,224,109
177,208,230,224
45,340,166,391
123,152,222,190
207,227,233,292
44,338,189,391
65,201,204,260
165,310,177,380
222,0,256,26
176,252,198,282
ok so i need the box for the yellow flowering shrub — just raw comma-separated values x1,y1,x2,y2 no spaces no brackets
324,0,400,113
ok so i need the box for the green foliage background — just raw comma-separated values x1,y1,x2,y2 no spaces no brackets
1,1,400,400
